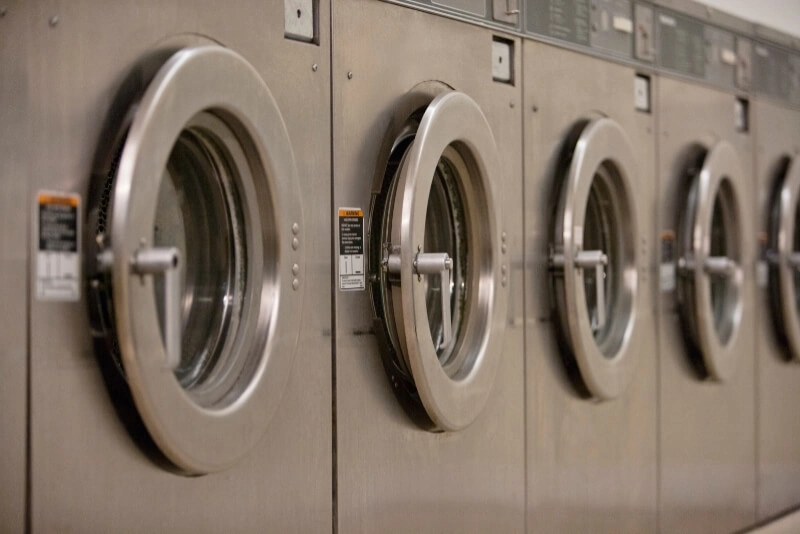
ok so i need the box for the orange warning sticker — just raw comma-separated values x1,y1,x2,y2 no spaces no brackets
338,208,363,217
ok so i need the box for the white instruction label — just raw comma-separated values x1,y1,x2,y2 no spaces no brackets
36,191,81,301
338,207,365,291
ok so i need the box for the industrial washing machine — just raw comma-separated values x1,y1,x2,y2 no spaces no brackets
522,1,658,531
654,1,757,531
0,2,28,530
332,1,525,531
21,1,332,530
752,26,800,521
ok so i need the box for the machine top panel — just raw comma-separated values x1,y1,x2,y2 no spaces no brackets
384,0,800,108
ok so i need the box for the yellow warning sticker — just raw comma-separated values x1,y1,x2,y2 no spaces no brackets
36,190,81,302
338,207,365,291
338,208,363,217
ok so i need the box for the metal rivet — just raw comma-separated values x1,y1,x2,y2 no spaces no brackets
347,71,354,80
501,243,507,254
292,263,300,276
49,15,58,26
292,237,299,250
502,276,508,287
0,8,7,18
292,278,300,291
532,105,539,112
292,222,300,235
501,231,508,242
312,64,318,72
501,264,507,275
509,101,516,108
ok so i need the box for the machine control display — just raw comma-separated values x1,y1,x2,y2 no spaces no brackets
634,3,655,62
36,191,80,301
704,25,736,89
590,0,633,58
339,207,365,291
736,37,752,90
657,11,705,78
753,43,793,101
527,0,591,46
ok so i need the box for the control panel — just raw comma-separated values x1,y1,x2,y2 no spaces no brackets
383,0,800,109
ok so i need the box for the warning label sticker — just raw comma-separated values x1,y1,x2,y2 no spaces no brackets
36,191,81,302
338,207,365,291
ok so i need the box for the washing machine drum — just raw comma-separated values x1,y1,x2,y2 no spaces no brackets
768,156,800,362
369,90,508,432
549,117,642,401
87,45,305,475
676,141,747,382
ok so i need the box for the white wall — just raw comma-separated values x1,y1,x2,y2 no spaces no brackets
699,0,800,38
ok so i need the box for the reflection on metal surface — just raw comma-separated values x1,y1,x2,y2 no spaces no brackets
86,45,305,474
369,90,506,432
550,117,640,400
677,141,745,382
768,157,800,362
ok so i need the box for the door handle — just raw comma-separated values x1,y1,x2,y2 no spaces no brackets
552,249,609,331
384,247,454,350
98,246,183,369
703,256,739,277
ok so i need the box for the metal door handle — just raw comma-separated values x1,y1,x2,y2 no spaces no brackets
384,248,454,350
551,249,608,331
98,246,182,369
703,255,738,277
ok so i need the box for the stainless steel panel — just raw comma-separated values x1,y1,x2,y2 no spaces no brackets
26,0,331,530
753,100,800,520
657,76,756,533
332,2,525,531
0,1,30,531
523,41,658,533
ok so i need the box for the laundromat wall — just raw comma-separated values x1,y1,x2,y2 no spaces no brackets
3,0,800,532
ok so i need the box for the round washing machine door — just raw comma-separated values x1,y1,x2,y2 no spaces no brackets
88,46,304,475
550,117,641,400
768,156,800,361
677,141,746,382
549,117,642,401
369,90,507,432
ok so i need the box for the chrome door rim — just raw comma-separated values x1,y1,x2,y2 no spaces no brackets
386,91,506,431
680,141,745,381
108,46,304,474
551,117,641,400
774,157,800,361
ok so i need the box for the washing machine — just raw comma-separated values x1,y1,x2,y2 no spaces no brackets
0,2,28,531
752,26,800,521
654,1,757,532
332,1,524,531
22,1,332,530
522,2,658,531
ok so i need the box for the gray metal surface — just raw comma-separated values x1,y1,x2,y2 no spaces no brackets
753,100,800,520
0,1,29,532
657,76,756,533
24,0,331,530
332,1,525,531
523,41,658,533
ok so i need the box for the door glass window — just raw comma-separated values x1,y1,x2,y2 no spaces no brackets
423,158,468,367
152,121,247,394
582,165,620,348
708,179,737,345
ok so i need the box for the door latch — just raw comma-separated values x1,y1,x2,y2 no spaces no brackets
552,249,609,331
384,246,454,350
98,246,183,369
